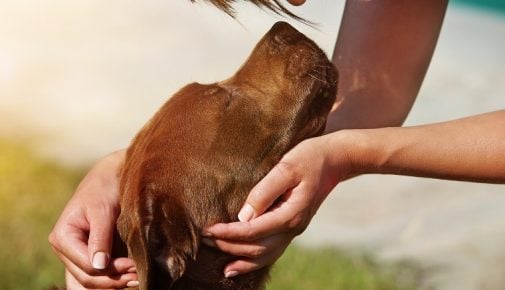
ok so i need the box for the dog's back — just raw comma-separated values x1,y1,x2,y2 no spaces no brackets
117,21,337,290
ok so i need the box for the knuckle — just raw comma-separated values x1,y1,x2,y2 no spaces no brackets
275,161,301,183
47,231,57,246
286,212,309,235
48,229,66,249
93,202,116,218
244,227,258,241
275,161,296,176
247,246,266,259
88,235,107,245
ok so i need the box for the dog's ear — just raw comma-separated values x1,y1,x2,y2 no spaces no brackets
118,205,151,290
119,187,199,290
143,190,199,289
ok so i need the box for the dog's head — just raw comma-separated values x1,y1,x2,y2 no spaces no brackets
220,21,337,143
118,21,337,290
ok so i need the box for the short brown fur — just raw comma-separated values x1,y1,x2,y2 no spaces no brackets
117,21,337,290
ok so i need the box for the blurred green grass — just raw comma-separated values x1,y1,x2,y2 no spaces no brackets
271,247,420,290
0,139,419,290
0,139,82,290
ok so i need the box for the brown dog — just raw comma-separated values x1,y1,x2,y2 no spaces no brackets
117,21,337,290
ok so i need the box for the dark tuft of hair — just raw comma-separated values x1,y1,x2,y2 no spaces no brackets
191,0,310,24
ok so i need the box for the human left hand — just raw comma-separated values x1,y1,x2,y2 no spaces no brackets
48,150,138,289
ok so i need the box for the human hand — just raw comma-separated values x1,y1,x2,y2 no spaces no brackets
48,150,139,289
203,133,352,277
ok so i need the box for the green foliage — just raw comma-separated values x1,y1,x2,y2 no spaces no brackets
0,140,82,290
0,139,419,290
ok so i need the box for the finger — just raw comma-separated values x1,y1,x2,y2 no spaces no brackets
61,252,138,280
66,269,94,290
86,205,118,270
223,259,266,278
63,255,138,289
108,257,137,274
66,269,117,290
223,244,287,277
50,223,101,275
205,201,300,242
238,161,300,222
53,244,135,276
202,234,288,259
94,257,137,275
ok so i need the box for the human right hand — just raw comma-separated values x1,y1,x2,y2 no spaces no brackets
203,133,352,276
48,150,139,289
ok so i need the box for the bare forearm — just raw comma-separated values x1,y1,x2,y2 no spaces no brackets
340,110,505,183
326,0,448,132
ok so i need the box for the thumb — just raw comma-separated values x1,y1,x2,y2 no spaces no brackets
87,206,117,270
238,162,300,222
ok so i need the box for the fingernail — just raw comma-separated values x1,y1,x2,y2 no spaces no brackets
202,238,216,248
225,271,239,278
92,251,109,270
126,280,139,287
238,203,254,222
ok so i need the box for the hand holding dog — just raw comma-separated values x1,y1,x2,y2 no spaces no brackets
205,110,505,277
203,133,349,277
48,150,138,289
48,0,454,287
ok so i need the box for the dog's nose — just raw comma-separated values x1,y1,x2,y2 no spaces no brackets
271,21,298,35
270,21,303,45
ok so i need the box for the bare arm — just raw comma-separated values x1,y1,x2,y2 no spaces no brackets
204,0,452,277
49,149,140,289
342,110,505,183
326,0,448,132
206,110,505,277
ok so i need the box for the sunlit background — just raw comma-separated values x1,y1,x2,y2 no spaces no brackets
0,1,504,289
0,0,342,164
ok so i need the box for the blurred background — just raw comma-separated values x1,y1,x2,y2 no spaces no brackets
0,0,504,289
